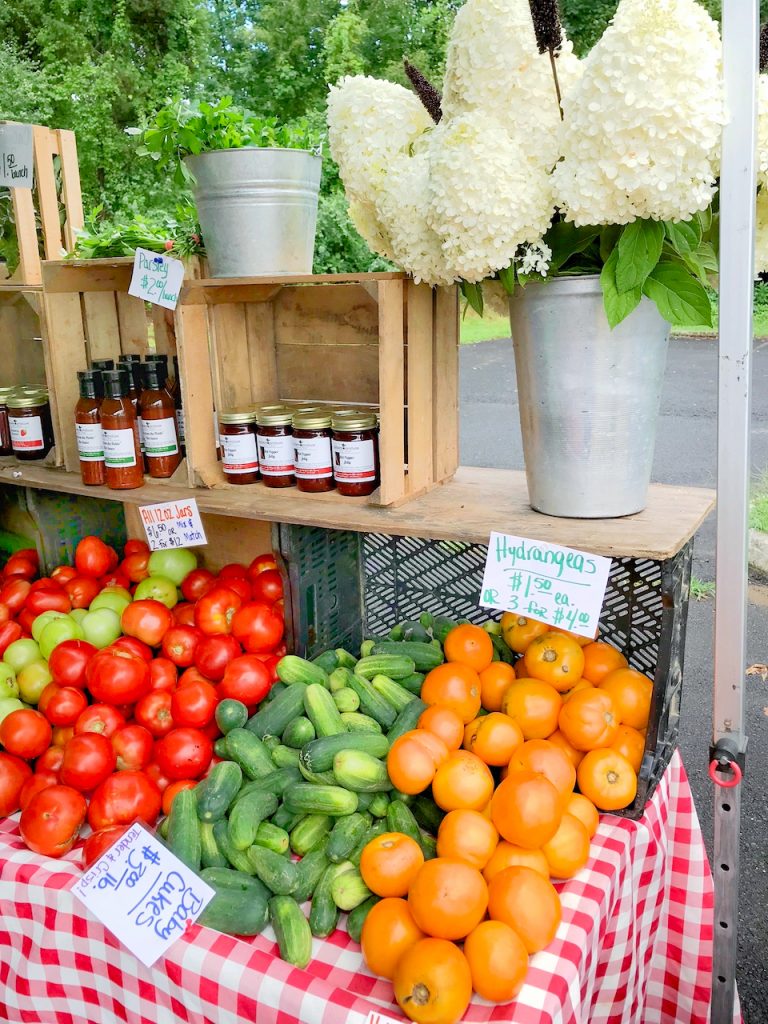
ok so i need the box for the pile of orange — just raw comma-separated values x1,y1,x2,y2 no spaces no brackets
359,619,653,1024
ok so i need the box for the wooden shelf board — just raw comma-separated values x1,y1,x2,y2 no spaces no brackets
0,463,714,559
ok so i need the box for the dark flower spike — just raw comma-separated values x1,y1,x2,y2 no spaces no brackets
529,0,563,56
403,59,443,124
761,23,768,74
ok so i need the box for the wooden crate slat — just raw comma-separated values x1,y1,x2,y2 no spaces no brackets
42,291,89,471
42,263,134,293
176,302,218,488
245,302,279,404
56,130,84,253
210,304,253,410
151,306,176,356
276,344,380,405
11,188,41,285
405,281,435,495
376,278,407,505
273,284,379,347
82,293,120,360
433,287,460,483
31,127,63,260
116,293,150,354
0,293,45,385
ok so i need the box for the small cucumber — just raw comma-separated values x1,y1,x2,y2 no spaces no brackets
331,866,372,911
349,820,388,866
282,716,316,749
326,813,371,863
359,640,376,658
293,839,330,902
371,641,444,672
200,822,228,869
346,895,380,943
227,790,279,851
214,737,230,758
298,761,338,786
300,732,389,774
303,683,347,737
213,819,257,874
345,675,397,729
355,655,416,682
387,699,428,744
332,688,360,713
311,649,339,675
198,888,268,936
237,766,301,802
262,734,281,752
328,667,354,693
158,815,170,839
333,750,391,793
309,862,347,937
215,698,249,734
195,761,243,823
166,789,201,872
200,867,270,897
411,795,445,834
432,616,459,644
284,784,358,817
247,682,307,739
386,800,423,847
335,649,358,669
369,675,417,713
269,896,312,968
271,803,303,832
225,728,276,780
340,712,383,734
248,845,299,895
277,655,329,687
290,814,333,856
252,821,290,855
420,831,437,860
399,672,425,695
271,744,302,769
367,792,390,818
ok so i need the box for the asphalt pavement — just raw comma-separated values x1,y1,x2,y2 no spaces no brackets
459,335,768,1021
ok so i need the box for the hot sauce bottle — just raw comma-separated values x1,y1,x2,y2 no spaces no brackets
101,369,144,490
140,361,181,479
75,370,105,486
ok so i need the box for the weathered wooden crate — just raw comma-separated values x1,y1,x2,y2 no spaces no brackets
176,273,460,507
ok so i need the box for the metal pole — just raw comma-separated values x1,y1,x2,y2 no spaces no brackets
712,2,758,1019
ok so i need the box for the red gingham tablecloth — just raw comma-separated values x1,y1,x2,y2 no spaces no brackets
0,751,741,1024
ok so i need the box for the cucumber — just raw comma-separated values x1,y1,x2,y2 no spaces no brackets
355,655,416,682
195,761,243,823
269,896,312,968
388,620,431,643
298,761,338,786
247,682,307,739
290,814,333,856
346,895,380,943
200,822,228,869
293,839,330,902
166,789,201,872
411,795,445,834
277,655,329,687
282,716,315,749
387,699,428,744
326,813,370,864
420,831,437,860
303,683,346,738
328,667,353,693
367,792,390,818
252,822,290,855
213,819,257,875
198,888,269,936
158,815,170,840
271,744,302,769
386,800,423,847
311,650,339,675
331,866,372,912
355,792,374,812
340,712,383,734
333,750,391,793
332,688,360,713
334,649,358,670
369,675,418,713
309,862,347,937
237,766,301,803
399,672,425,695
248,845,299,895
262,734,281,752
371,641,444,672
215,698,249,734
349,820,388,866
432,616,459,644
300,732,389,774
200,867,270,897
346,674,397,729
284,784,359,817
225,729,276,780
271,803,303,832
227,790,279,851
214,737,230,758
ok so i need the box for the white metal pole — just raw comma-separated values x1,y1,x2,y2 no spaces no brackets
713,2,758,1020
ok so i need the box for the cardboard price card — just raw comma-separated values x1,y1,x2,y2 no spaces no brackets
480,531,612,639
71,822,215,968
0,123,33,189
129,247,184,310
139,498,207,551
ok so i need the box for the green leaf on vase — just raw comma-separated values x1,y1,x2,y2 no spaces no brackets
600,245,642,329
615,219,665,293
642,260,713,327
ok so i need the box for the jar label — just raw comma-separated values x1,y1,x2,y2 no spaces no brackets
103,427,138,468
75,422,105,462
9,414,44,452
176,409,185,445
222,432,259,475
332,438,376,482
137,416,146,453
294,434,333,479
143,416,179,458
257,433,294,476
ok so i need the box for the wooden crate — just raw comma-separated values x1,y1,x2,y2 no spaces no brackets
176,273,460,506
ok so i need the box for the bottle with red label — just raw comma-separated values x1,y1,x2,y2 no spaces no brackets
293,409,335,493
255,406,295,488
331,409,380,497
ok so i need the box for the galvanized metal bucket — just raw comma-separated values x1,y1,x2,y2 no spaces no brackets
509,275,670,518
185,148,322,278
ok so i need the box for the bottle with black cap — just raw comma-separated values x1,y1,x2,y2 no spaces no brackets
172,354,185,455
117,357,147,470
140,360,181,478
91,358,115,372
145,354,171,396
75,370,105,486
100,368,144,489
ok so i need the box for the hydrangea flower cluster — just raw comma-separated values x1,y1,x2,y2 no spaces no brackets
757,75,768,190
756,189,768,276
552,0,724,226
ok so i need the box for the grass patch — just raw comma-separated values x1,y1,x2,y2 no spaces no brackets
751,472,768,533
460,311,510,344
690,576,716,600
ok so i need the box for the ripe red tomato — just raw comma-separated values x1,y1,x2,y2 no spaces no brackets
161,779,197,816
51,726,74,747
0,621,22,656
194,587,242,636
218,563,249,580
63,576,101,609
99,570,131,591
124,539,150,557
171,678,218,729
20,784,87,857
48,639,97,688
4,555,38,580
248,554,277,582
0,578,31,614
50,565,77,585
219,655,271,708
149,657,178,692
110,636,153,663
111,724,154,771
154,727,213,780
38,683,89,727
36,746,64,775
144,761,171,793
134,691,175,738
25,588,71,617
74,704,126,738
19,771,58,811
257,653,281,683
0,751,33,815
16,608,37,636
75,537,115,579
121,599,173,647
172,602,196,626
161,625,201,667
178,666,214,688
59,733,116,792
0,603,10,626
29,577,59,592
87,770,163,829
194,633,241,681
0,709,52,759
121,552,150,583
220,576,251,603
180,568,216,603
82,824,130,868
250,568,283,604
231,602,284,654
86,649,151,705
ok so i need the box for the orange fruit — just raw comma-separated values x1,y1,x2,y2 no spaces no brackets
463,712,523,766
507,738,576,811
548,729,585,769
464,920,529,1002
436,809,498,870
541,813,591,879
523,632,585,692
558,688,621,751
443,624,493,673
408,857,488,940
483,841,550,883
360,897,426,980
421,663,482,724
394,938,472,1024
360,832,425,898
490,770,561,849
581,642,628,684
487,866,562,953
387,733,444,795
577,749,638,811
599,668,653,730
432,750,494,812
478,661,517,712
561,678,595,702
500,613,548,654
548,624,597,647
565,792,600,838
610,724,645,773
501,678,562,739
418,705,465,750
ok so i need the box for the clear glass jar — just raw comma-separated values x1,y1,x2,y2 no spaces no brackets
256,406,295,488
331,410,380,497
293,410,334,493
0,386,15,456
220,410,259,484
7,391,54,461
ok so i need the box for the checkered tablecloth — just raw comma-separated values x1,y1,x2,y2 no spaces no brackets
0,751,739,1024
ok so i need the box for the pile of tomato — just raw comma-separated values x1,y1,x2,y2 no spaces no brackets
0,537,285,862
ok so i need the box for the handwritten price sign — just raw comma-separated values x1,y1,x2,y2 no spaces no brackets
129,247,184,310
480,532,612,639
138,498,207,551
71,822,214,967
0,123,33,189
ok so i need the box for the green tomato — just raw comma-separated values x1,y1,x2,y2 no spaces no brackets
90,589,132,616
147,548,198,586
39,616,86,660
4,638,42,675
0,663,18,700
133,574,179,609
0,697,24,725
70,608,88,625
16,660,52,704
81,607,122,649
32,610,68,643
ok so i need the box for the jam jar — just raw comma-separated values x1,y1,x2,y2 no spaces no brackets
293,410,334,493
0,386,15,456
7,391,54,461
331,410,380,497
255,406,295,488
219,410,259,484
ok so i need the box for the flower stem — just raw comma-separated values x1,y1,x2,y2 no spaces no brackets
548,49,563,120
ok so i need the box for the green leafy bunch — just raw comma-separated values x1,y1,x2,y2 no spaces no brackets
137,97,324,187
68,204,206,260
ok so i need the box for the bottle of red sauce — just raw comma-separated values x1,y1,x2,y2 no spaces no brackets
140,361,181,479
101,369,144,490
75,370,105,486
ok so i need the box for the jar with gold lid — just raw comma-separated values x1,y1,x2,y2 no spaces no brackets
7,391,54,461
293,409,334,493
219,409,259,484
256,406,295,488
331,410,379,497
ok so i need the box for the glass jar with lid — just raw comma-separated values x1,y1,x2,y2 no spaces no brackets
255,406,295,488
293,409,334,493
0,386,16,456
7,391,54,461
219,409,259,484
331,410,380,497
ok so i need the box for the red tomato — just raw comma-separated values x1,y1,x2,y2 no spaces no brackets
74,704,126,738
154,727,213,780
181,568,216,603
63,576,101,609
75,537,115,579
0,709,52,759
4,556,38,580
172,602,196,626
134,691,175,738
248,554,277,582
250,568,283,604
87,770,163,830
194,634,241,681
51,565,77,585
161,625,201,667
36,746,64,775
121,552,150,584
171,678,218,729
178,666,214,688
48,639,98,688
121,600,173,647
0,603,10,626
124,539,150,557
221,576,251,603
149,657,178,692
82,824,130,868
161,779,197,816
19,771,58,811
218,563,249,580
51,725,74,748
111,724,154,771
20,784,87,857
0,751,33,815
99,570,131,591
219,655,271,708
258,653,280,683
59,733,116,792
25,588,71,617
0,578,31,614
144,761,171,793
0,621,22,657
38,684,89,727
110,636,153,663
86,649,151,705
29,577,59,592
231,602,284,654
194,587,242,636
16,609,37,636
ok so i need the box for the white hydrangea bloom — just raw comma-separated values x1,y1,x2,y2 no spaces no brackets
757,76,768,189
552,0,724,225
755,189,768,277
347,199,394,262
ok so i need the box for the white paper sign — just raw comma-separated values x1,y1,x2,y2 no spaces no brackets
480,532,612,639
138,498,207,551
71,822,215,968
128,247,184,310
0,123,33,188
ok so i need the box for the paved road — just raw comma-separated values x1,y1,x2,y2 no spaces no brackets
459,336,768,1021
